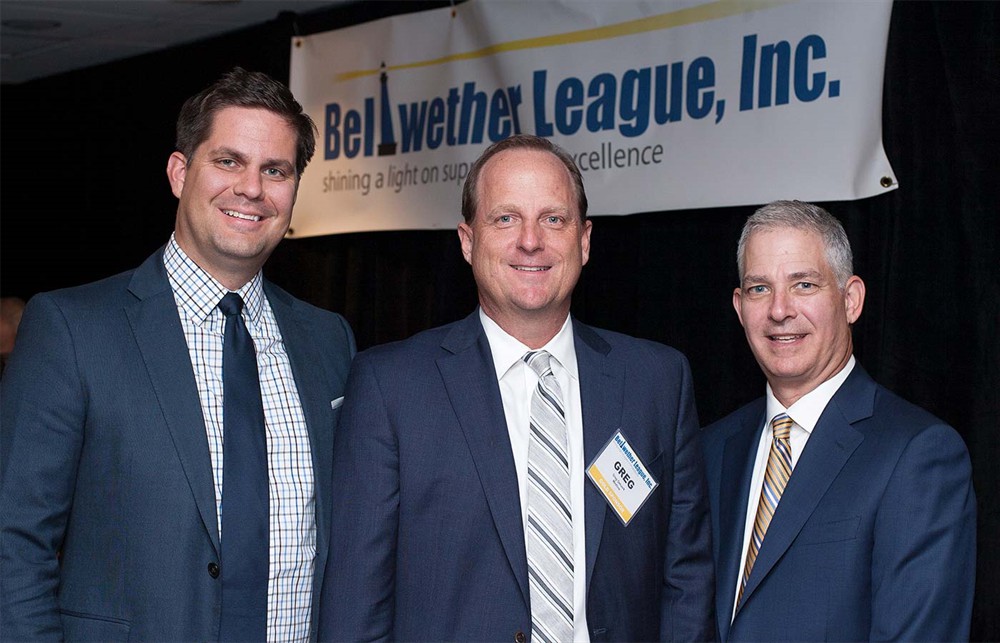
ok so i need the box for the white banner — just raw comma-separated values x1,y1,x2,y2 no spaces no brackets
289,0,896,237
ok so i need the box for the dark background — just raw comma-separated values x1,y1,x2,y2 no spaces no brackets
2,1,996,639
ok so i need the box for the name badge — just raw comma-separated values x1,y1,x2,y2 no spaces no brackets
586,429,658,526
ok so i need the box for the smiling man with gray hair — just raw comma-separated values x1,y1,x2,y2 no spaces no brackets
702,200,976,641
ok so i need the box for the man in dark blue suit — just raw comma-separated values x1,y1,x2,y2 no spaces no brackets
0,68,355,641
319,135,714,642
702,200,976,641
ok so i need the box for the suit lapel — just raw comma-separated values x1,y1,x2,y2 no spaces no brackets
125,249,220,553
737,370,871,609
716,403,764,639
266,285,336,570
574,322,620,593
437,312,531,607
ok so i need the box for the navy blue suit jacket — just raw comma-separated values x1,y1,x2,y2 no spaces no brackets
701,364,976,641
0,248,355,641
319,311,714,642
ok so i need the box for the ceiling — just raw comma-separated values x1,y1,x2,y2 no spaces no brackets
0,0,346,85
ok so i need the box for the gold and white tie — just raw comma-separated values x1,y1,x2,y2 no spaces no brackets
737,413,793,609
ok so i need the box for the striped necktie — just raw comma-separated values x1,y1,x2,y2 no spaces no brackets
737,413,793,609
523,350,574,643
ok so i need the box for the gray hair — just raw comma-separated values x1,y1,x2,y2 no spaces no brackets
737,200,854,287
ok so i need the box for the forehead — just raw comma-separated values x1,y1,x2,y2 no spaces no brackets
481,149,572,189
202,106,296,149
478,148,577,207
745,227,831,273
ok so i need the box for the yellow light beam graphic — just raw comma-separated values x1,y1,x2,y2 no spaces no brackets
330,0,793,82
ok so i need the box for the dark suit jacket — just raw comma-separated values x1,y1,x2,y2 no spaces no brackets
0,248,355,641
319,311,714,642
701,364,976,642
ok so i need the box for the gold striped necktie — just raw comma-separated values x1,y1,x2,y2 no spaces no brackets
737,413,793,609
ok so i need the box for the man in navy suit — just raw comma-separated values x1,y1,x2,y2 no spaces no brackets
702,200,976,641
0,68,355,641
319,134,714,642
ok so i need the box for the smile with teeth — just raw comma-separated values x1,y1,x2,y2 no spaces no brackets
769,334,805,342
224,209,262,222
512,265,550,272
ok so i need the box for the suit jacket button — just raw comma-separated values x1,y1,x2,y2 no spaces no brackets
207,562,220,578
514,631,526,643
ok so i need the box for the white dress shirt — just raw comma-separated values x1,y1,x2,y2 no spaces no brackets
732,355,856,621
480,309,591,642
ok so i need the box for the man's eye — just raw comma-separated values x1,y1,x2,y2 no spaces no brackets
498,215,513,223
546,216,562,225
219,159,237,167
796,282,816,290
264,168,285,178
748,285,767,294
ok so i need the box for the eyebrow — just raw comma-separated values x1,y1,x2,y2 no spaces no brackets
208,146,246,163
209,147,295,174
742,269,824,286
788,270,825,281
486,204,519,215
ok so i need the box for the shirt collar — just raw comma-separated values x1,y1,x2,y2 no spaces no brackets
765,355,856,433
163,233,264,325
479,309,579,382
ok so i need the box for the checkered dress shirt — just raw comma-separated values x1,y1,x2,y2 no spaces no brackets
164,236,316,642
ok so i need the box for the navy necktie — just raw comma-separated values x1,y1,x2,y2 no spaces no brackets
218,292,268,641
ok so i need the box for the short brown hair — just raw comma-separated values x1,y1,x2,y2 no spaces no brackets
461,134,588,223
175,67,317,177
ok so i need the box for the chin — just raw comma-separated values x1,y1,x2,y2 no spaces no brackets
758,357,805,378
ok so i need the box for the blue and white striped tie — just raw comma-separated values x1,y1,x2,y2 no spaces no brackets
523,350,574,643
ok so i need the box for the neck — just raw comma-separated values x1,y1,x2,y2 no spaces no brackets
172,236,259,291
215,270,257,292
770,350,853,408
481,305,568,350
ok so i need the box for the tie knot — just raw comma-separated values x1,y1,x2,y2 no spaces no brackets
523,350,553,377
771,413,793,440
218,292,245,317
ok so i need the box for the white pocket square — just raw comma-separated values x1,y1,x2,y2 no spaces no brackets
330,396,345,410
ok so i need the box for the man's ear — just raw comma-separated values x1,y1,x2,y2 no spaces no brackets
732,287,746,328
844,275,866,324
166,152,188,199
580,219,593,266
457,222,474,265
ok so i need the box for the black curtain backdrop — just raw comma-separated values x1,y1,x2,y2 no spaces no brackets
1,1,996,639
